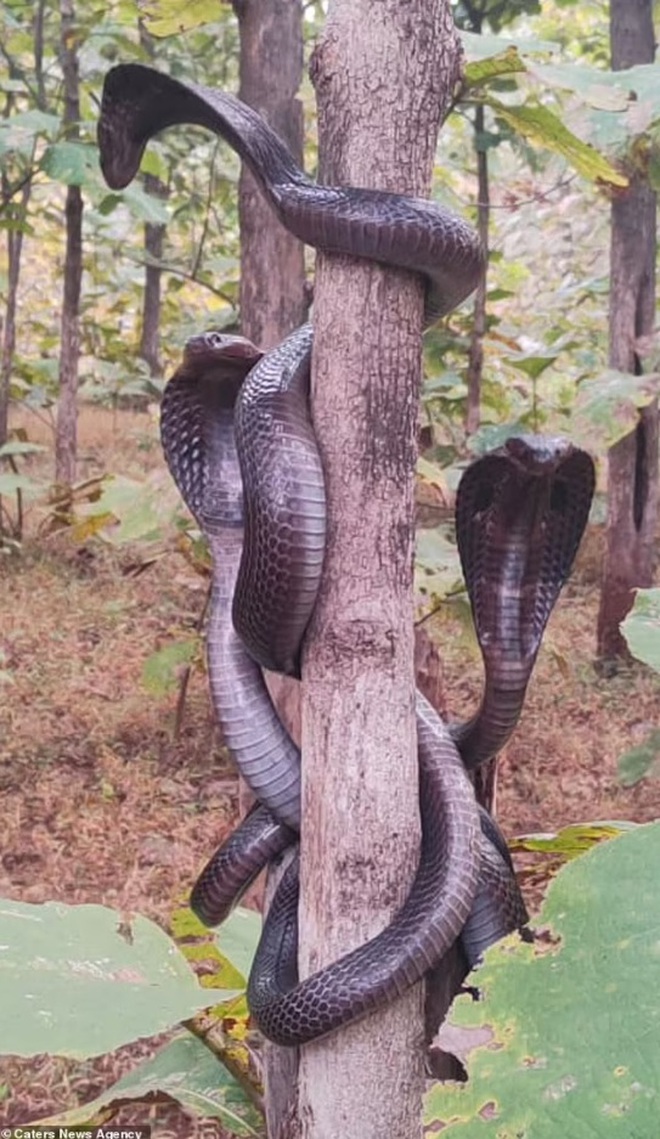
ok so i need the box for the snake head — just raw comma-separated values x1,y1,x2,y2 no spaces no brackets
184,331,264,371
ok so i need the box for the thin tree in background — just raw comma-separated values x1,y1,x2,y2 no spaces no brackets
596,0,658,662
452,0,541,434
139,170,168,379
233,0,307,350
137,20,169,380
54,0,83,489
0,0,47,451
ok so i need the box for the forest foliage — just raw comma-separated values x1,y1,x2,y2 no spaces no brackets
1,0,660,1134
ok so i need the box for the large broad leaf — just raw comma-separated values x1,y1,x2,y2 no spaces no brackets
39,1033,262,1137
424,822,660,1135
621,588,660,673
0,900,228,1059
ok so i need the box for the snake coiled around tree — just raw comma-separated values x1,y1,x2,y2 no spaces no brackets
98,65,596,1047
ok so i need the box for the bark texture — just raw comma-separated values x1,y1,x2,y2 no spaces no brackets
596,0,658,660
235,0,307,349
55,0,83,489
298,5,462,1137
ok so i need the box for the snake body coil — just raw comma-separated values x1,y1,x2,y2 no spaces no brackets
99,65,595,1046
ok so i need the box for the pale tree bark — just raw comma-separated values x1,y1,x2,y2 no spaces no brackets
55,0,83,488
234,0,307,349
291,5,463,1138
596,0,658,661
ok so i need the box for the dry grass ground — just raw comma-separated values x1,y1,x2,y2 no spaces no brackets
1,404,659,1133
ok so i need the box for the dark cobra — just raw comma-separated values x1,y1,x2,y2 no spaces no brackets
99,65,595,1046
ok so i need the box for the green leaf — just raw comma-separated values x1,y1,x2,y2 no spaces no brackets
572,370,660,449
140,0,229,36
505,351,559,380
83,473,177,545
485,97,629,187
0,440,46,457
0,472,41,496
466,423,528,455
142,638,199,696
106,183,170,224
617,729,660,787
620,588,660,672
460,30,559,62
510,820,633,859
464,46,527,88
0,899,225,1059
214,908,262,983
425,822,660,1135
415,527,464,614
41,141,98,186
7,109,61,136
39,1032,262,1136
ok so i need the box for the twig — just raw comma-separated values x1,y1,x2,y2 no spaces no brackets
173,581,212,739
191,139,221,279
184,1013,264,1116
414,584,466,629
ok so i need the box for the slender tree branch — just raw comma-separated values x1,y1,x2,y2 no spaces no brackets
125,251,239,307
191,139,222,279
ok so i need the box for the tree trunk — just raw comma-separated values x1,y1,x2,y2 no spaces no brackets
232,5,306,1134
137,21,167,380
234,0,307,349
139,172,168,378
596,0,658,661
298,5,462,1137
0,0,46,450
0,174,30,451
465,101,489,437
55,0,83,489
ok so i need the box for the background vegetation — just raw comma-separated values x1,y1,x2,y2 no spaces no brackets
1,0,659,1135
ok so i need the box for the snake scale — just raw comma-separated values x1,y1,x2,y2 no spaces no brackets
98,63,596,1047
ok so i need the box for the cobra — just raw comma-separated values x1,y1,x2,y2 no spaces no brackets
98,64,596,1047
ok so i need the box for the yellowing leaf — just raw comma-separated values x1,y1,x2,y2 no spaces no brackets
139,0,229,36
487,97,628,187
